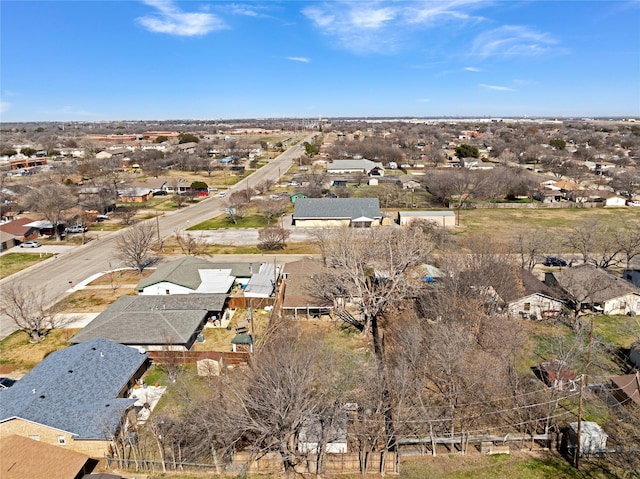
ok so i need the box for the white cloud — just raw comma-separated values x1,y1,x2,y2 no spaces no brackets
349,6,396,29
138,0,227,37
464,66,482,72
302,1,490,54
472,25,558,58
0,101,11,114
479,83,516,92
287,57,310,63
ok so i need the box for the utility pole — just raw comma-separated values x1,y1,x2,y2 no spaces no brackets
156,209,161,249
575,314,595,470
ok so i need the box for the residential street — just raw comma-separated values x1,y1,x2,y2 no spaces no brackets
0,135,314,339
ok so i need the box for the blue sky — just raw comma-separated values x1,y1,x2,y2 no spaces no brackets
1,0,639,122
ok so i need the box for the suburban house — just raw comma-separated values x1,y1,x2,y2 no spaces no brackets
610,373,640,407
69,294,228,351
136,257,237,295
0,230,18,251
0,338,148,457
0,216,41,243
534,187,565,203
604,195,628,207
507,269,564,320
280,258,334,320
326,159,385,177
116,187,154,203
397,210,455,228
0,435,98,479
544,264,640,315
292,198,383,228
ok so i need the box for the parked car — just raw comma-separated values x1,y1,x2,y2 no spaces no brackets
543,257,568,267
65,225,87,234
153,190,168,196
626,200,640,207
216,191,227,198
20,241,41,248
96,214,110,221
0,378,16,389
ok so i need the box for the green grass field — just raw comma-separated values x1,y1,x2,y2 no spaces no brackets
0,252,54,279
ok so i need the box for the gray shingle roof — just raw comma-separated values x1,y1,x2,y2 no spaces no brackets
550,264,640,303
0,339,147,440
136,257,254,291
69,295,222,346
292,198,382,221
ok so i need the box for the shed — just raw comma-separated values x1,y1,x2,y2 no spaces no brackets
567,421,607,456
538,359,576,391
231,334,254,353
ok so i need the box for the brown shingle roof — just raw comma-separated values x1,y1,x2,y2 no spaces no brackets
611,373,640,407
0,435,93,479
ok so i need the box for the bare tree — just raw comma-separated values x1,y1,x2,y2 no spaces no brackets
615,220,640,269
511,226,553,271
174,230,209,256
115,222,156,272
309,226,435,469
20,183,78,240
257,198,287,225
0,283,65,341
257,226,290,250
564,219,622,268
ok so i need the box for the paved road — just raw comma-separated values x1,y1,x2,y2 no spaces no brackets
0,134,315,339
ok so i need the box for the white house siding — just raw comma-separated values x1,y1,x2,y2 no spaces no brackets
603,293,640,315
508,294,563,320
398,212,456,228
139,282,194,295
294,219,352,228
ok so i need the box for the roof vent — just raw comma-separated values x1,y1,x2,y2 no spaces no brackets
39,395,45,399
68,370,73,374
105,404,110,407
100,352,105,358
32,389,36,394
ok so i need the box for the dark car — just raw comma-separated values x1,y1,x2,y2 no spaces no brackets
153,190,168,196
544,257,568,267
0,377,16,389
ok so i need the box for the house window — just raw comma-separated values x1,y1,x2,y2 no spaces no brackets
28,435,40,441
57,435,66,445
523,303,531,312
165,290,170,295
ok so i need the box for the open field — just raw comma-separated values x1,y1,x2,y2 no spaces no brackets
452,207,639,239
54,287,138,313
0,252,54,279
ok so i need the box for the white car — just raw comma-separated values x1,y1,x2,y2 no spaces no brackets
216,191,227,198
65,225,87,233
20,241,41,248
626,200,640,207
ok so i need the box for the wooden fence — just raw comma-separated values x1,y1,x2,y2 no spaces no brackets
227,296,275,309
147,350,250,366
106,452,397,476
